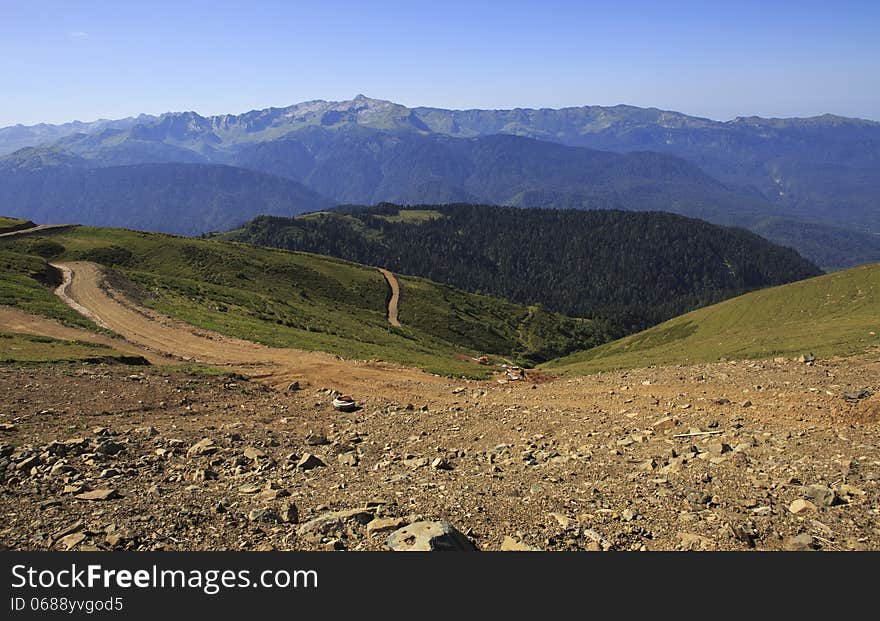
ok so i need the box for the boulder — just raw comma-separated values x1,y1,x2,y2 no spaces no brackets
297,508,373,537
804,484,838,507
296,453,326,470
186,438,217,458
74,489,120,501
789,499,816,514
385,521,478,551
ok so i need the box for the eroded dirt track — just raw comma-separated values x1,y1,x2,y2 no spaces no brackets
378,268,401,327
47,261,440,394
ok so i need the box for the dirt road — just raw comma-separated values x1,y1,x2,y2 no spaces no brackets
378,268,401,327
0,224,76,238
46,261,440,394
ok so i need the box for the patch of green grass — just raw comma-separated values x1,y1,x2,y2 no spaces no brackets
546,263,880,374
397,275,606,363
161,363,247,379
0,332,142,364
0,248,101,330
0,216,33,234
375,209,445,224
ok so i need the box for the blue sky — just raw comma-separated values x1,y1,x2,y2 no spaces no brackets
1,0,878,126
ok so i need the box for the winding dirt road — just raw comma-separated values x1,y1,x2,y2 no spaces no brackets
378,268,401,327
40,261,440,394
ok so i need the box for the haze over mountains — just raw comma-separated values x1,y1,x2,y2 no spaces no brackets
1,95,879,268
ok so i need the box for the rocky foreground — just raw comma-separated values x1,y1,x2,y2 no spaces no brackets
1,353,878,551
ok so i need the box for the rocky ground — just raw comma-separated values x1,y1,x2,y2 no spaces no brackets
1,351,878,551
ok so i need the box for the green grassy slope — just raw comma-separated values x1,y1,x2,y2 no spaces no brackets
1,225,604,377
0,332,142,365
0,216,34,234
0,248,100,329
545,263,880,375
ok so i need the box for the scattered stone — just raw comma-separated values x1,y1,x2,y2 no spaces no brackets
843,388,871,402
191,467,217,482
549,513,576,529
95,441,125,456
257,487,289,501
58,532,86,550
279,501,299,524
51,521,84,541
707,442,732,456
17,455,40,470
678,532,713,550
247,508,279,523
621,508,638,522
366,517,408,536
431,457,452,470
583,529,612,551
105,533,128,548
789,499,816,514
75,489,119,501
337,452,359,467
297,508,374,537
783,533,815,551
652,416,678,432
304,433,329,446
804,484,838,507
386,521,478,552
296,453,326,470
186,438,217,457
404,456,429,469
243,446,267,461
837,484,866,498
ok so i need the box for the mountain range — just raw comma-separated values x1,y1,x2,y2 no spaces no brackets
1,95,878,268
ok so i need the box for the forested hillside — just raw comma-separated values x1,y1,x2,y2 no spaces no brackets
224,204,822,332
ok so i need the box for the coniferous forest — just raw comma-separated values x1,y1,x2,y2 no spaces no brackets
224,204,822,333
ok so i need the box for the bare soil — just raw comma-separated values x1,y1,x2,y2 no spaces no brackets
378,268,401,328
